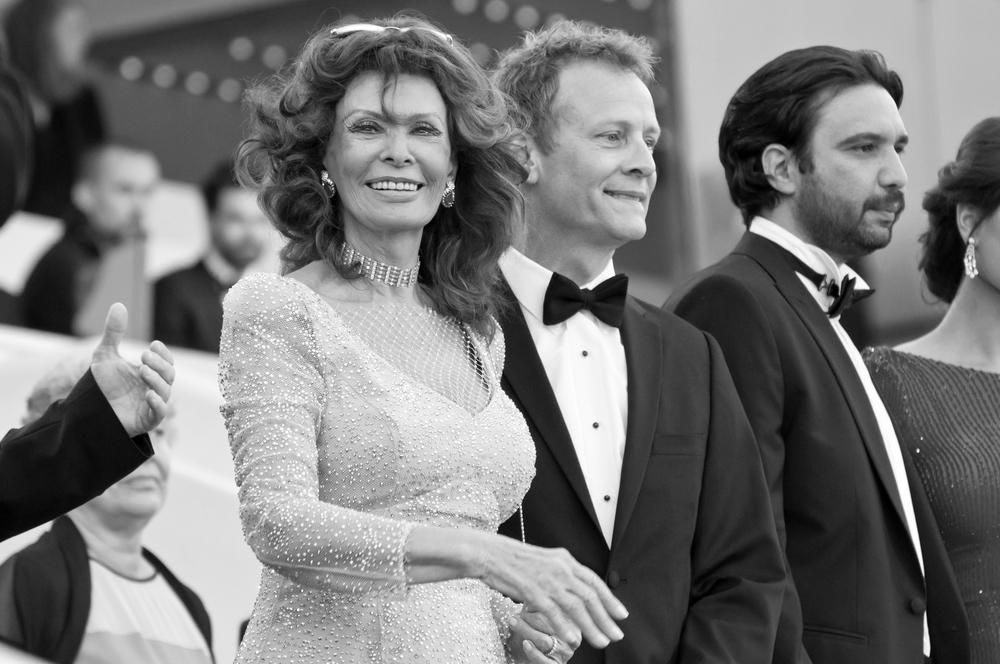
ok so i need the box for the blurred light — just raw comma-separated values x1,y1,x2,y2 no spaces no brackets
627,0,654,9
452,0,478,15
544,13,566,27
118,56,144,81
218,78,243,103
185,71,211,96
228,36,255,62
483,0,509,22
261,44,288,70
151,63,178,89
513,5,541,29
469,42,492,66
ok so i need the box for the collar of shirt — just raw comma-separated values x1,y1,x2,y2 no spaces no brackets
499,247,618,326
749,216,869,313
203,249,242,289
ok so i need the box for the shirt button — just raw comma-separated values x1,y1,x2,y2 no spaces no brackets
603,495,611,502
581,350,589,357
592,422,600,429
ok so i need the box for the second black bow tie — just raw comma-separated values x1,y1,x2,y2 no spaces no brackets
782,253,873,318
542,272,628,327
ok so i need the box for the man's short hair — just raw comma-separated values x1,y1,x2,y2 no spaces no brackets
200,159,239,216
76,141,156,183
718,45,903,226
493,19,657,153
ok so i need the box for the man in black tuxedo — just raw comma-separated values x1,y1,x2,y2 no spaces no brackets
494,20,785,663
666,46,963,664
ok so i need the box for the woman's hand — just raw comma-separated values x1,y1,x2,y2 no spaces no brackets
474,532,627,650
508,610,578,663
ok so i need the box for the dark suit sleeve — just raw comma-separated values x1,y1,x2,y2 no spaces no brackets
678,332,785,663
0,370,152,541
670,276,812,664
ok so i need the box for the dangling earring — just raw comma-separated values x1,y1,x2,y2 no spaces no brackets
321,170,336,198
964,236,979,279
441,180,455,208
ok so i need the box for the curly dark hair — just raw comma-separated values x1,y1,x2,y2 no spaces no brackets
236,14,524,337
919,116,1000,302
719,46,903,226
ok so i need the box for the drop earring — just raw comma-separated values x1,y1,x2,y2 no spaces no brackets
441,180,455,208
964,236,979,279
321,170,336,198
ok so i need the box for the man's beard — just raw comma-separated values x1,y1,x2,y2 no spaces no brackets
793,175,904,261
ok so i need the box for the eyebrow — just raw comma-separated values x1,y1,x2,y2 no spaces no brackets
343,108,445,124
838,131,909,148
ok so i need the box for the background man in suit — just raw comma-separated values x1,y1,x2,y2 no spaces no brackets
667,46,961,664
153,159,269,353
494,20,784,663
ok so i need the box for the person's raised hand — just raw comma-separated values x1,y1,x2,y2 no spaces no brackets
90,303,175,437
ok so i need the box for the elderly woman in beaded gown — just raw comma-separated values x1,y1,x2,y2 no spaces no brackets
219,15,627,664
865,117,1000,664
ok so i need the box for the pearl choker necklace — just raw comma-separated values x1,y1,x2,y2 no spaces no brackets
337,242,420,287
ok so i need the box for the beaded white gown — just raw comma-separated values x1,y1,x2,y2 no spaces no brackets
218,273,535,663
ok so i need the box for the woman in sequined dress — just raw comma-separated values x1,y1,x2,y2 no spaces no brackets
865,117,1000,664
219,15,627,664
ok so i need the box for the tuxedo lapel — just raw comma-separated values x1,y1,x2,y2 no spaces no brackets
735,234,910,531
499,295,602,533
610,298,661,549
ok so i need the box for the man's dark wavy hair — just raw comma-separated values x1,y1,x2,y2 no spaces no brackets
719,45,903,226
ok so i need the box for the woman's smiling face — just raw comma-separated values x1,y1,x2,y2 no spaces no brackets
323,72,456,245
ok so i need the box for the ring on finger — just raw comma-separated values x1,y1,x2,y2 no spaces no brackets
544,635,560,658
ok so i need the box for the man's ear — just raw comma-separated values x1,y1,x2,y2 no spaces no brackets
70,180,93,214
510,131,540,185
760,143,797,196
956,203,982,242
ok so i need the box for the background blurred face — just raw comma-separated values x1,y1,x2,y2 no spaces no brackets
88,417,176,524
209,186,270,270
323,72,455,246
791,84,908,262
77,148,160,241
525,60,659,253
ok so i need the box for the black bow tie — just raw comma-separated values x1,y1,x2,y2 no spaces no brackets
542,272,628,327
782,252,874,318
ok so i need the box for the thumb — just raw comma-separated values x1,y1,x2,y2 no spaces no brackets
93,302,129,362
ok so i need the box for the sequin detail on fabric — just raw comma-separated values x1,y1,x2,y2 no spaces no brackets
219,272,534,663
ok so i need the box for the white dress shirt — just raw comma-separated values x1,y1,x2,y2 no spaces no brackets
500,248,628,547
750,217,929,655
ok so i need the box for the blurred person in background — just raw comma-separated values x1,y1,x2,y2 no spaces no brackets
153,159,270,354
222,14,627,664
0,367,208,662
1,36,176,545
2,0,105,219
0,357,212,664
20,142,160,336
865,116,1000,664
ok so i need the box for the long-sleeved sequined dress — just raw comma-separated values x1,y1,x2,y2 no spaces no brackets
219,273,535,663
865,347,1000,663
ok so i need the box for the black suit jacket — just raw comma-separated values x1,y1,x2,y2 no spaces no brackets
153,260,228,354
0,371,152,541
666,232,963,664
498,291,785,663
